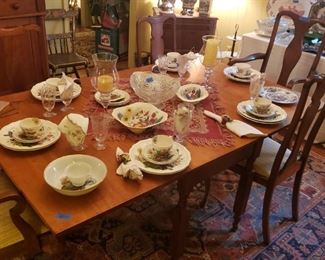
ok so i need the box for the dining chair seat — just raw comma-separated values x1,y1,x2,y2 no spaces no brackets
0,170,48,258
252,137,291,178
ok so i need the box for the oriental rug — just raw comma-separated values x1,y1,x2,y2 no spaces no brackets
41,152,325,259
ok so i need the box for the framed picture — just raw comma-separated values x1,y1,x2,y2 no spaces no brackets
199,0,212,16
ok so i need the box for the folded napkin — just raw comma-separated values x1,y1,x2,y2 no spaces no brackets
58,113,89,147
116,147,143,181
204,110,266,138
0,101,9,112
58,72,75,95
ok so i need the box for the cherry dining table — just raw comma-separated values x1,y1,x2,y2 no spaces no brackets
0,64,296,258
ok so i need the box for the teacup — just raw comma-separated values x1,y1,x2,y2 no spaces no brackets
152,135,173,154
254,97,272,114
45,77,60,88
167,52,180,63
235,63,252,77
64,161,90,187
19,117,45,139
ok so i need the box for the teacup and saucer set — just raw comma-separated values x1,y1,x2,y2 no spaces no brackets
11,117,47,144
224,63,259,83
129,134,191,175
237,97,288,124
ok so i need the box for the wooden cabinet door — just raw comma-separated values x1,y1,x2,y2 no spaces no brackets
0,24,48,95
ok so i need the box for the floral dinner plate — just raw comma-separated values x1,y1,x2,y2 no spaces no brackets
0,120,61,151
261,86,299,104
129,138,191,175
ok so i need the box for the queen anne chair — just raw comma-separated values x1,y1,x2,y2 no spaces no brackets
0,170,48,258
136,12,176,66
228,10,325,86
46,9,89,78
231,73,325,244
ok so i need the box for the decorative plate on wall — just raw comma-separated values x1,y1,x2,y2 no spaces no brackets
266,0,312,17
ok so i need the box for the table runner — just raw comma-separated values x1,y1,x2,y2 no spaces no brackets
84,78,234,147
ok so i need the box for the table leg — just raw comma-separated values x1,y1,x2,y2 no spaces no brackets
170,179,191,259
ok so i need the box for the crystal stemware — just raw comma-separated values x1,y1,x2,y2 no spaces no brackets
174,103,194,144
249,73,266,100
90,112,110,150
41,85,57,118
60,84,74,112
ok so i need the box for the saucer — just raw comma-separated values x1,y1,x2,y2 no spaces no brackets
142,144,179,165
232,70,252,79
245,104,276,118
11,127,48,144
94,89,130,107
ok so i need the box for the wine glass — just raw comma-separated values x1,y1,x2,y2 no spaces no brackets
174,103,194,144
249,73,266,100
177,55,189,84
41,85,57,118
90,112,110,150
60,84,74,112
157,55,168,75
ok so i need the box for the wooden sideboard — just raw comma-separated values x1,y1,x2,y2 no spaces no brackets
0,0,48,95
163,13,218,54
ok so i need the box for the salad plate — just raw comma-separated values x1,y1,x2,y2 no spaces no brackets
237,100,287,124
224,66,260,83
94,89,130,107
44,154,107,196
0,120,61,151
245,104,276,118
142,144,179,165
31,81,82,102
11,126,49,144
261,86,299,104
129,138,191,175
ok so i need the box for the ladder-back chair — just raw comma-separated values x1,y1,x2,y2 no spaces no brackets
232,73,325,244
46,8,89,78
228,10,325,86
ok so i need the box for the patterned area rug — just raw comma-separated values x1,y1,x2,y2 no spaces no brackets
42,152,325,259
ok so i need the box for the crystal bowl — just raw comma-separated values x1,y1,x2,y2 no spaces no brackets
130,72,180,106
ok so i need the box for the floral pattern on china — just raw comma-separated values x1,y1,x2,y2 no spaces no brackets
112,102,168,134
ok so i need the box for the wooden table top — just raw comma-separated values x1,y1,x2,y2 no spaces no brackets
0,64,296,236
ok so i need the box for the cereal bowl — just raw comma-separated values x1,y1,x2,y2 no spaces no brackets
112,102,168,134
176,84,209,104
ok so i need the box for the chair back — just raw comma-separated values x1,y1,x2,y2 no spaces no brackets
269,73,325,181
45,9,78,55
261,10,325,86
136,13,176,66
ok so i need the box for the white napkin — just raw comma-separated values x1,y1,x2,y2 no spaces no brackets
58,72,75,95
116,147,143,181
0,101,9,112
204,110,266,138
58,113,89,147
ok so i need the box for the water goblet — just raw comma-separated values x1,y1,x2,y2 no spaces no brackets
249,73,266,100
41,85,57,118
90,112,110,150
157,55,168,75
177,55,189,84
60,84,74,112
174,103,194,144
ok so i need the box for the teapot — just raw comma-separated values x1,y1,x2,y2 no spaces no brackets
157,0,175,13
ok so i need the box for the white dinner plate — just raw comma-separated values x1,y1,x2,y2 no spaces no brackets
94,89,130,107
31,81,82,102
261,86,299,104
237,100,287,124
129,138,191,175
0,120,61,151
44,154,107,196
224,66,260,83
